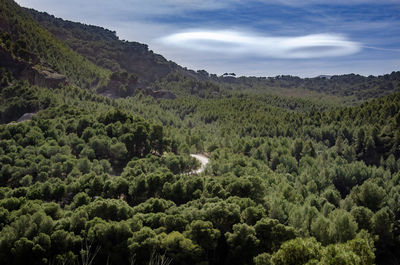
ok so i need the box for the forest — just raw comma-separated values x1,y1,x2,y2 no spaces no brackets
1,0,400,265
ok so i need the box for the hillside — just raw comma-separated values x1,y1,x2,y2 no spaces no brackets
1,1,400,265
25,8,188,87
0,0,109,89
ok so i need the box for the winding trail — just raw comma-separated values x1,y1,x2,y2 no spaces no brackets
190,154,210,174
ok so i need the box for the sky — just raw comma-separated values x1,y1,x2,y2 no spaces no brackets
16,0,400,77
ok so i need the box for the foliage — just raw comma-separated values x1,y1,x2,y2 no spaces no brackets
0,0,108,89
1,1,400,265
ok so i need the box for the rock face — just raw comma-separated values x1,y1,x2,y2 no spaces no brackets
21,66,67,89
16,112,36,122
0,45,67,89
146,88,177,99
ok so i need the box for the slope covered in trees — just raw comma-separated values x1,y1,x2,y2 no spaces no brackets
1,1,400,265
0,0,108,89
3,74,399,265
25,8,185,87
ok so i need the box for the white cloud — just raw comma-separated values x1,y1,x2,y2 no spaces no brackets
160,30,361,59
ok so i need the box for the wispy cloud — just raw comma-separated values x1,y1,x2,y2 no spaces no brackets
363,46,400,52
160,30,361,59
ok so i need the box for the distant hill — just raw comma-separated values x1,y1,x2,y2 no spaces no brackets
315,75,332,79
212,72,400,101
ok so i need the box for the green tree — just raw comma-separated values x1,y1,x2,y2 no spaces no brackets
271,237,321,265
128,227,159,264
109,142,128,169
328,209,358,243
351,181,386,212
291,139,303,164
311,215,332,245
184,220,220,261
351,206,373,231
225,223,260,265
255,218,297,252
160,231,202,265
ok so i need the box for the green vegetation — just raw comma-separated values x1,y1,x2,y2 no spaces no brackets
1,1,400,265
213,73,400,103
26,8,180,86
0,0,108,89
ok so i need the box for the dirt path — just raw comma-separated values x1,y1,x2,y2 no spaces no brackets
190,154,210,174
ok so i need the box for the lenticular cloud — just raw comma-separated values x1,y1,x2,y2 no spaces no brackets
160,30,361,59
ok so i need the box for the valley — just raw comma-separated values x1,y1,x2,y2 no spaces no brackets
0,1,400,265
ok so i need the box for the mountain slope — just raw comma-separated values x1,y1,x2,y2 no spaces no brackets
26,8,185,87
0,0,109,89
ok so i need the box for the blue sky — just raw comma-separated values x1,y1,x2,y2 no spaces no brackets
16,0,400,77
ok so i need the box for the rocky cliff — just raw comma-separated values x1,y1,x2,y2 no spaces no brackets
0,45,67,88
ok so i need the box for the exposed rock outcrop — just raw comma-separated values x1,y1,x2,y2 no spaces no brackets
146,88,176,99
21,65,67,89
16,112,36,122
0,45,67,89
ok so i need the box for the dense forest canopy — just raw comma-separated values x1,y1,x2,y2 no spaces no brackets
1,1,400,265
